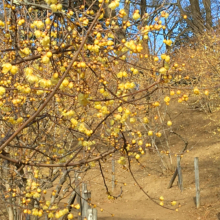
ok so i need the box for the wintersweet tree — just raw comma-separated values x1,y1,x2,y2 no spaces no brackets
0,0,212,219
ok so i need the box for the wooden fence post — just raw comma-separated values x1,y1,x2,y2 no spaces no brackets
75,173,82,220
167,168,178,189
177,155,183,191
82,183,91,219
167,140,188,189
92,208,97,220
81,183,85,216
87,209,93,220
82,183,97,220
82,183,87,219
194,157,200,208
87,208,97,220
112,154,115,191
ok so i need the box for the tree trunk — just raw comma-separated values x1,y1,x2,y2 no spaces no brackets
177,0,204,36
202,0,212,29
140,0,150,56
116,1,130,41
189,0,205,34
141,0,146,18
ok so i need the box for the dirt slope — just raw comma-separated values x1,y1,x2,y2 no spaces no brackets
84,100,220,220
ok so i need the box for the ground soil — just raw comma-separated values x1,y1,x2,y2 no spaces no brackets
81,99,220,220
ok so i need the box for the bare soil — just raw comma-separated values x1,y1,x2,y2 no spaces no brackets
82,99,220,220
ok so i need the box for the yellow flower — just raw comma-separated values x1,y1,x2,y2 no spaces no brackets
135,154,140,160
161,54,166,59
0,20,5,27
10,66,18,74
159,67,167,74
2,63,12,74
164,13,169,18
36,21,44,29
36,90,44,95
24,67,33,76
133,10,140,20
41,36,50,47
48,212,54,218
118,106,123,112
164,96,170,102
119,9,127,18
165,39,172,46
148,130,153,136
130,118,136,123
133,69,139,74
21,47,31,55
71,118,78,127
50,4,57,12
0,86,6,95
98,13,104,20
41,55,50,64
61,79,69,87
167,121,172,126
114,114,121,120
159,196,164,201
165,55,170,62
117,72,123,78
45,18,51,25
118,157,126,165
16,117,23,124
34,30,41,38
40,79,51,88
171,201,177,206
194,87,200,95
56,4,62,10
108,0,120,10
